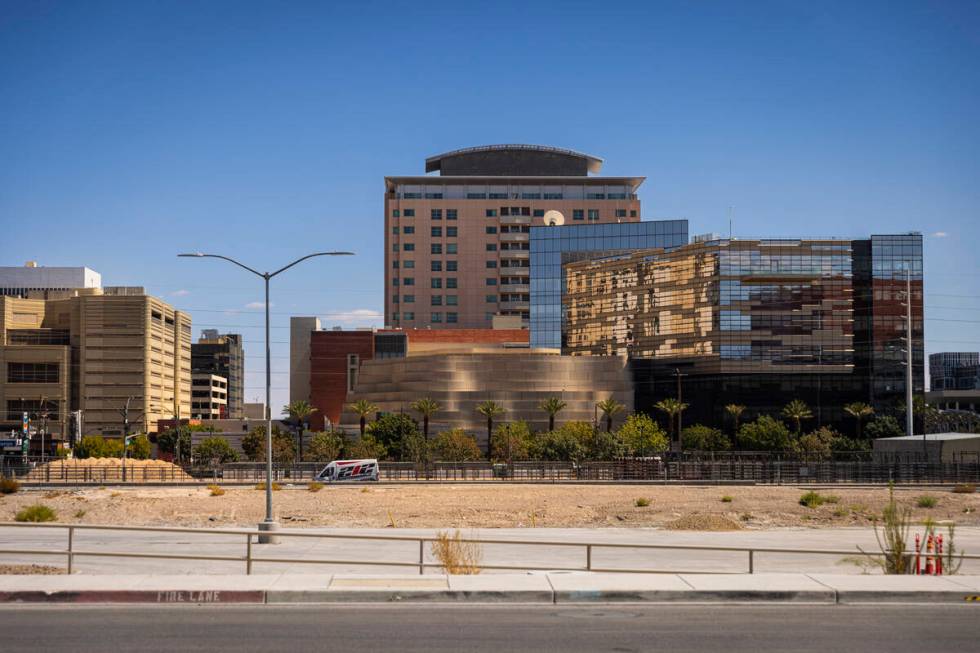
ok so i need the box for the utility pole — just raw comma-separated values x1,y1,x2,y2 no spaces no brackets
117,397,142,483
673,368,687,453
38,397,49,463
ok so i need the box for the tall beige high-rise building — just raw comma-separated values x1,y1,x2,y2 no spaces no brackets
384,145,643,329
0,289,191,446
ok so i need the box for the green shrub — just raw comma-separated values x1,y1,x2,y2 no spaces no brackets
242,426,296,464
432,429,483,462
127,434,151,460
74,435,124,459
681,424,730,451
15,504,57,522
916,495,938,509
617,413,669,456
800,491,827,509
721,495,733,503
737,416,793,451
366,413,421,460
308,481,324,492
635,497,651,507
535,427,589,462
0,476,19,494
865,415,904,439
193,437,240,464
793,427,837,460
304,431,344,462
952,484,976,494
491,421,535,463
343,434,388,460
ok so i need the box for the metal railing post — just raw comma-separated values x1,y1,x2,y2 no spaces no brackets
586,544,592,571
246,533,253,575
419,539,425,575
67,526,74,574
748,549,754,574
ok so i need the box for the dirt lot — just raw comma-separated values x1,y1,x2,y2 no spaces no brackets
2,484,977,530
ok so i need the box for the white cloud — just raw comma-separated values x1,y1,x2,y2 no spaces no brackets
932,231,948,238
326,308,383,325
170,289,190,297
244,301,273,310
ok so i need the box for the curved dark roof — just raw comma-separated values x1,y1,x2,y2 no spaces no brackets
425,144,603,176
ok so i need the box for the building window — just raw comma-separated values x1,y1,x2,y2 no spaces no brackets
431,260,442,272
486,294,497,303
431,209,442,220
573,210,584,221
615,209,627,218
392,260,399,269
446,295,458,306
486,244,497,251
630,210,637,217
486,226,497,234
347,354,359,393
486,278,497,286
447,227,457,237
486,312,495,321
431,295,443,306
467,193,486,199
431,227,442,237
486,260,497,268
392,226,399,235
392,295,399,303
403,295,415,303
447,243,457,254
431,312,443,323
446,278,457,288
446,312,458,323
588,209,599,221
544,192,563,199
403,277,414,286
425,192,443,199
486,209,497,217
431,278,442,289
403,209,415,217
7,362,59,383
392,209,400,218
533,209,544,217
403,260,414,269
489,192,507,199
403,243,415,251
431,244,442,254
403,312,415,320
392,278,399,286
403,226,415,234
500,207,510,216
446,261,458,272
446,209,457,220
586,193,605,200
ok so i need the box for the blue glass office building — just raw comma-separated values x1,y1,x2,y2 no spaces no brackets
529,220,689,349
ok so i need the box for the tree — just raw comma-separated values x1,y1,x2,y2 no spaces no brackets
282,400,318,461
865,415,904,440
192,436,239,464
617,413,669,457
344,434,387,460
843,402,874,438
681,424,730,451
476,401,505,458
654,398,688,448
491,421,533,463
75,435,123,459
156,427,192,464
596,398,625,433
410,398,441,440
304,431,344,462
724,404,746,441
535,422,593,462
241,425,296,464
793,427,836,460
781,399,813,435
539,396,568,432
737,415,793,451
366,413,421,460
347,399,379,437
127,434,151,460
432,429,483,462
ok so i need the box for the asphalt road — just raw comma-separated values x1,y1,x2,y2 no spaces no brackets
3,526,980,575
1,605,976,652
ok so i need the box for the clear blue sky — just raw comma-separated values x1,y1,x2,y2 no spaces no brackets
2,0,979,411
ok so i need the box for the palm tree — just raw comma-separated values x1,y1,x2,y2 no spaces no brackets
476,400,505,458
282,400,318,461
596,398,625,433
410,398,440,440
782,399,813,435
724,404,746,440
655,398,688,449
348,399,379,437
539,396,567,432
843,402,874,438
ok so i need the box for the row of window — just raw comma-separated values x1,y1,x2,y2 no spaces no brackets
392,209,458,219
393,208,637,220
391,226,460,237
394,243,461,254
7,362,59,383
391,312,459,323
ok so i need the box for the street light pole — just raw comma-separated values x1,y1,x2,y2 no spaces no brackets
179,250,353,543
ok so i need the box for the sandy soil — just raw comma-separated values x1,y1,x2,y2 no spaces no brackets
0,564,65,575
2,485,977,530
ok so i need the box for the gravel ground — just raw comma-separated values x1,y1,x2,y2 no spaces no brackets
1,485,977,529
0,564,65,574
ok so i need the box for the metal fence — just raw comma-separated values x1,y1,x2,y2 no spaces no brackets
4,522,977,576
3,458,980,485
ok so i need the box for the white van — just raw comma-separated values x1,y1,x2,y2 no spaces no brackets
314,459,379,483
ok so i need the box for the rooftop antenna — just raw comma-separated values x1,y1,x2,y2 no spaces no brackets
728,206,734,240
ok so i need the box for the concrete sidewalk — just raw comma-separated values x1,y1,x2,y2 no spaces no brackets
1,573,979,605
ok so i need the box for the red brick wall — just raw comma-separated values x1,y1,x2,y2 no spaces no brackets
309,331,374,430
400,328,528,345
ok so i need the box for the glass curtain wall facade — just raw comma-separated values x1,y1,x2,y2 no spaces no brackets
529,220,689,349
929,353,979,391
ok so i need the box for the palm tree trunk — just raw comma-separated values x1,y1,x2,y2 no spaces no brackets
423,416,429,440
549,415,555,432
606,415,612,433
298,426,304,461
359,416,366,437
486,418,493,458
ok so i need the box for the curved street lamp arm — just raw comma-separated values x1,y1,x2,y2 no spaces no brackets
177,253,263,277
269,251,354,278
